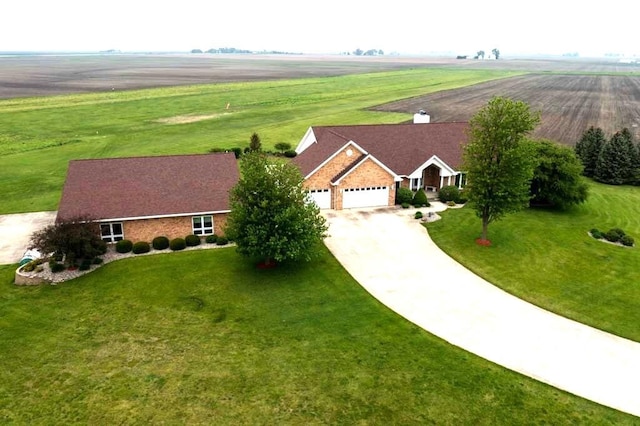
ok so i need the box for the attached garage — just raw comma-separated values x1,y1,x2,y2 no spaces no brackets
342,186,389,209
308,188,331,209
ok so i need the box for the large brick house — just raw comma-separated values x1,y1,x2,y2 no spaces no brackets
293,120,468,210
56,153,239,242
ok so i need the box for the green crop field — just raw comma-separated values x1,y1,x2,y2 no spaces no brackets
0,68,519,214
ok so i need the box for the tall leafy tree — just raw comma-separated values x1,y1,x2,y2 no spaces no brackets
526,139,588,209
226,152,328,266
491,48,500,59
463,97,540,242
575,126,606,177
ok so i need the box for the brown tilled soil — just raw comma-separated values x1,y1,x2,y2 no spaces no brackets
0,53,636,100
372,74,640,145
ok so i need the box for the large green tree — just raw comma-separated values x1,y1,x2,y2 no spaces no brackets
575,126,606,177
226,152,328,265
463,97,540,242
526,139,588,209
594,128,637,185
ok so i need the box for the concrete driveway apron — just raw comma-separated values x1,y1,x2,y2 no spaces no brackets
322,206,640,417
0,211,57,264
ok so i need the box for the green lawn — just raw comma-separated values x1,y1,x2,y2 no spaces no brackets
0,68,520,214
427,180,640,342
0,248,634,424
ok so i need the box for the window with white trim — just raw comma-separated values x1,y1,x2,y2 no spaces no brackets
100,222,124,243
192,215,214,235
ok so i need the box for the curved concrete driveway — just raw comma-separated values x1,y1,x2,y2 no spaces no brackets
0,211,57,264
322,206,640,417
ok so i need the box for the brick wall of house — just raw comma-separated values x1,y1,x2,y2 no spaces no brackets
333,158,395,209
123,213,228,242
304,146,364,189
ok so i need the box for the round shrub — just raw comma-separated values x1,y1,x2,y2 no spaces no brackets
92,257,104,265
205,234,218,244
439,185,460,203
284,150,297,158
152,236,170,250
185,234,201,247
447,201,456,207
50,262,65,273
457,190,468,204
621,235,635,247
414,211,423,219
231,147,243,159
604,228,625,243
396,187,414,205
96,240,108,255
132,241,151,254
115,239,133,253
216,237,229,246
590,229,603,239
401,202,411,209
412,188,430,207
79,258,92,271
170,238,186,251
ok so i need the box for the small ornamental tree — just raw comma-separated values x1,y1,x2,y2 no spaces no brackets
226,152,328,266
527,139,588,209
463,97,540,243
30,216,106,263
248,132,262,152
595,129,637,185
575,126,606,177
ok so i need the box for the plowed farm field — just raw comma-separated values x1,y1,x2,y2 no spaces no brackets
372,74,640,145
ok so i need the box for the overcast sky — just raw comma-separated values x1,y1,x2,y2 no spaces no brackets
2,0,636,57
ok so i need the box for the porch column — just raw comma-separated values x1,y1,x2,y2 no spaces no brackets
447,176,452,186
440,176,444,189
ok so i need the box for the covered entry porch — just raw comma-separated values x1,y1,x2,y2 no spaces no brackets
404,156,465,194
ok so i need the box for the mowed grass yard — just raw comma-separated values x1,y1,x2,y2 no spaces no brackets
0,68,520,214
427,181,640,342
0,247,634,424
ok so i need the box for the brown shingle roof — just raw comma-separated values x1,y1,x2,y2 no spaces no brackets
56,153,239,222
294,122,468,177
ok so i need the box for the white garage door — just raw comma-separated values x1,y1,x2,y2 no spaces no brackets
308,189,331,209
343,186,389,209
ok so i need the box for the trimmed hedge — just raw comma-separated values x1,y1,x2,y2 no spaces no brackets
79,258,92,271
412,188,430,207
115,239,133,253
185,234,201,247
621,235,635,247
284,150,297,158
152,236,170,250
401,202,411,209
439,185,460,203
590,228,603,239
414,211,423,219
396,187,414,205
170,238,186,251
205,234,218,244
216,237,229,246
604,228,625,243
132,241,151,254
50,262,65,273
